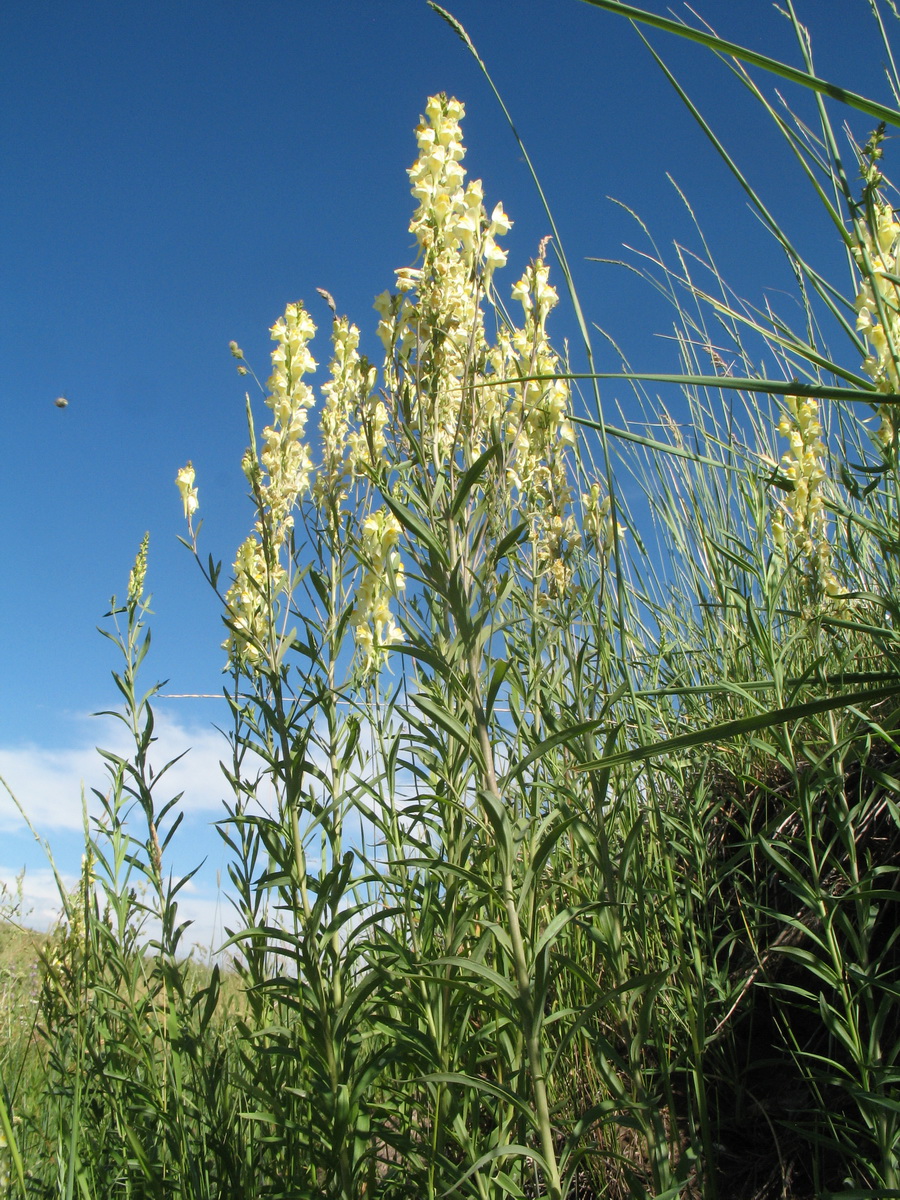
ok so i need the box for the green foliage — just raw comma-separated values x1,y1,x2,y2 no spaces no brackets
4,3,900,1196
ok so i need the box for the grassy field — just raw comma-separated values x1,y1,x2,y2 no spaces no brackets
3,3,900,1197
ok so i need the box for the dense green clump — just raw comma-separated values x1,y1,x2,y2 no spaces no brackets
4,4,900,1197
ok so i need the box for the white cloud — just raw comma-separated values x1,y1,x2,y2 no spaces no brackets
0,865,78,931
0,861,237,960
0,710,241,951
0,704,421,955
0,709,232,834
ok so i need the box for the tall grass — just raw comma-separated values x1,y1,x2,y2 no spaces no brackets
3,2,900,1196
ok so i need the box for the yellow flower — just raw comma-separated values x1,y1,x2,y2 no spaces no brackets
176,462,199,518
395,267,423,292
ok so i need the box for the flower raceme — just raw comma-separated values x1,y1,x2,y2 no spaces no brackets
257,302,317,532
127,533,150,607
217,304,319,667
854,198,900,448
770,159,900,604
383,94,516,467
582,483,621,561
179,94,582,672
498,246,580,596
351,509,405,673
314,317,380,520
384,96,579,596
774,394,843,600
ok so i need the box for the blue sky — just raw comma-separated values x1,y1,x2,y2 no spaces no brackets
1,0,892,943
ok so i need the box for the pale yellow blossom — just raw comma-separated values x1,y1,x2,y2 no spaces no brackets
176,462,199,519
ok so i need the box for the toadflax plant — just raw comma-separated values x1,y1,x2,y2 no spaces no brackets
177,92,605,1199
173,8,900,1196
181,94,583,681
9,4,900,1198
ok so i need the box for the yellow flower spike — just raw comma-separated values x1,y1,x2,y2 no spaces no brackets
854,192,900,444
350,507,405,673
774,393,842,599
127,532,150,606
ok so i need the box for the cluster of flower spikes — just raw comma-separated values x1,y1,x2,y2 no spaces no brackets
201,94,577,674
773,393,842,600
207,303,399,673
377,93,577,597
223,303,318,666
853,193,900,450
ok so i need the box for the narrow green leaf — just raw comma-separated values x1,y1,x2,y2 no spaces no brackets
577,0,900,128
381,492,449,566
578,684,900,773
425,956,519,1000
0,1089,26,1196
411,692,474,751
450,442,501,518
